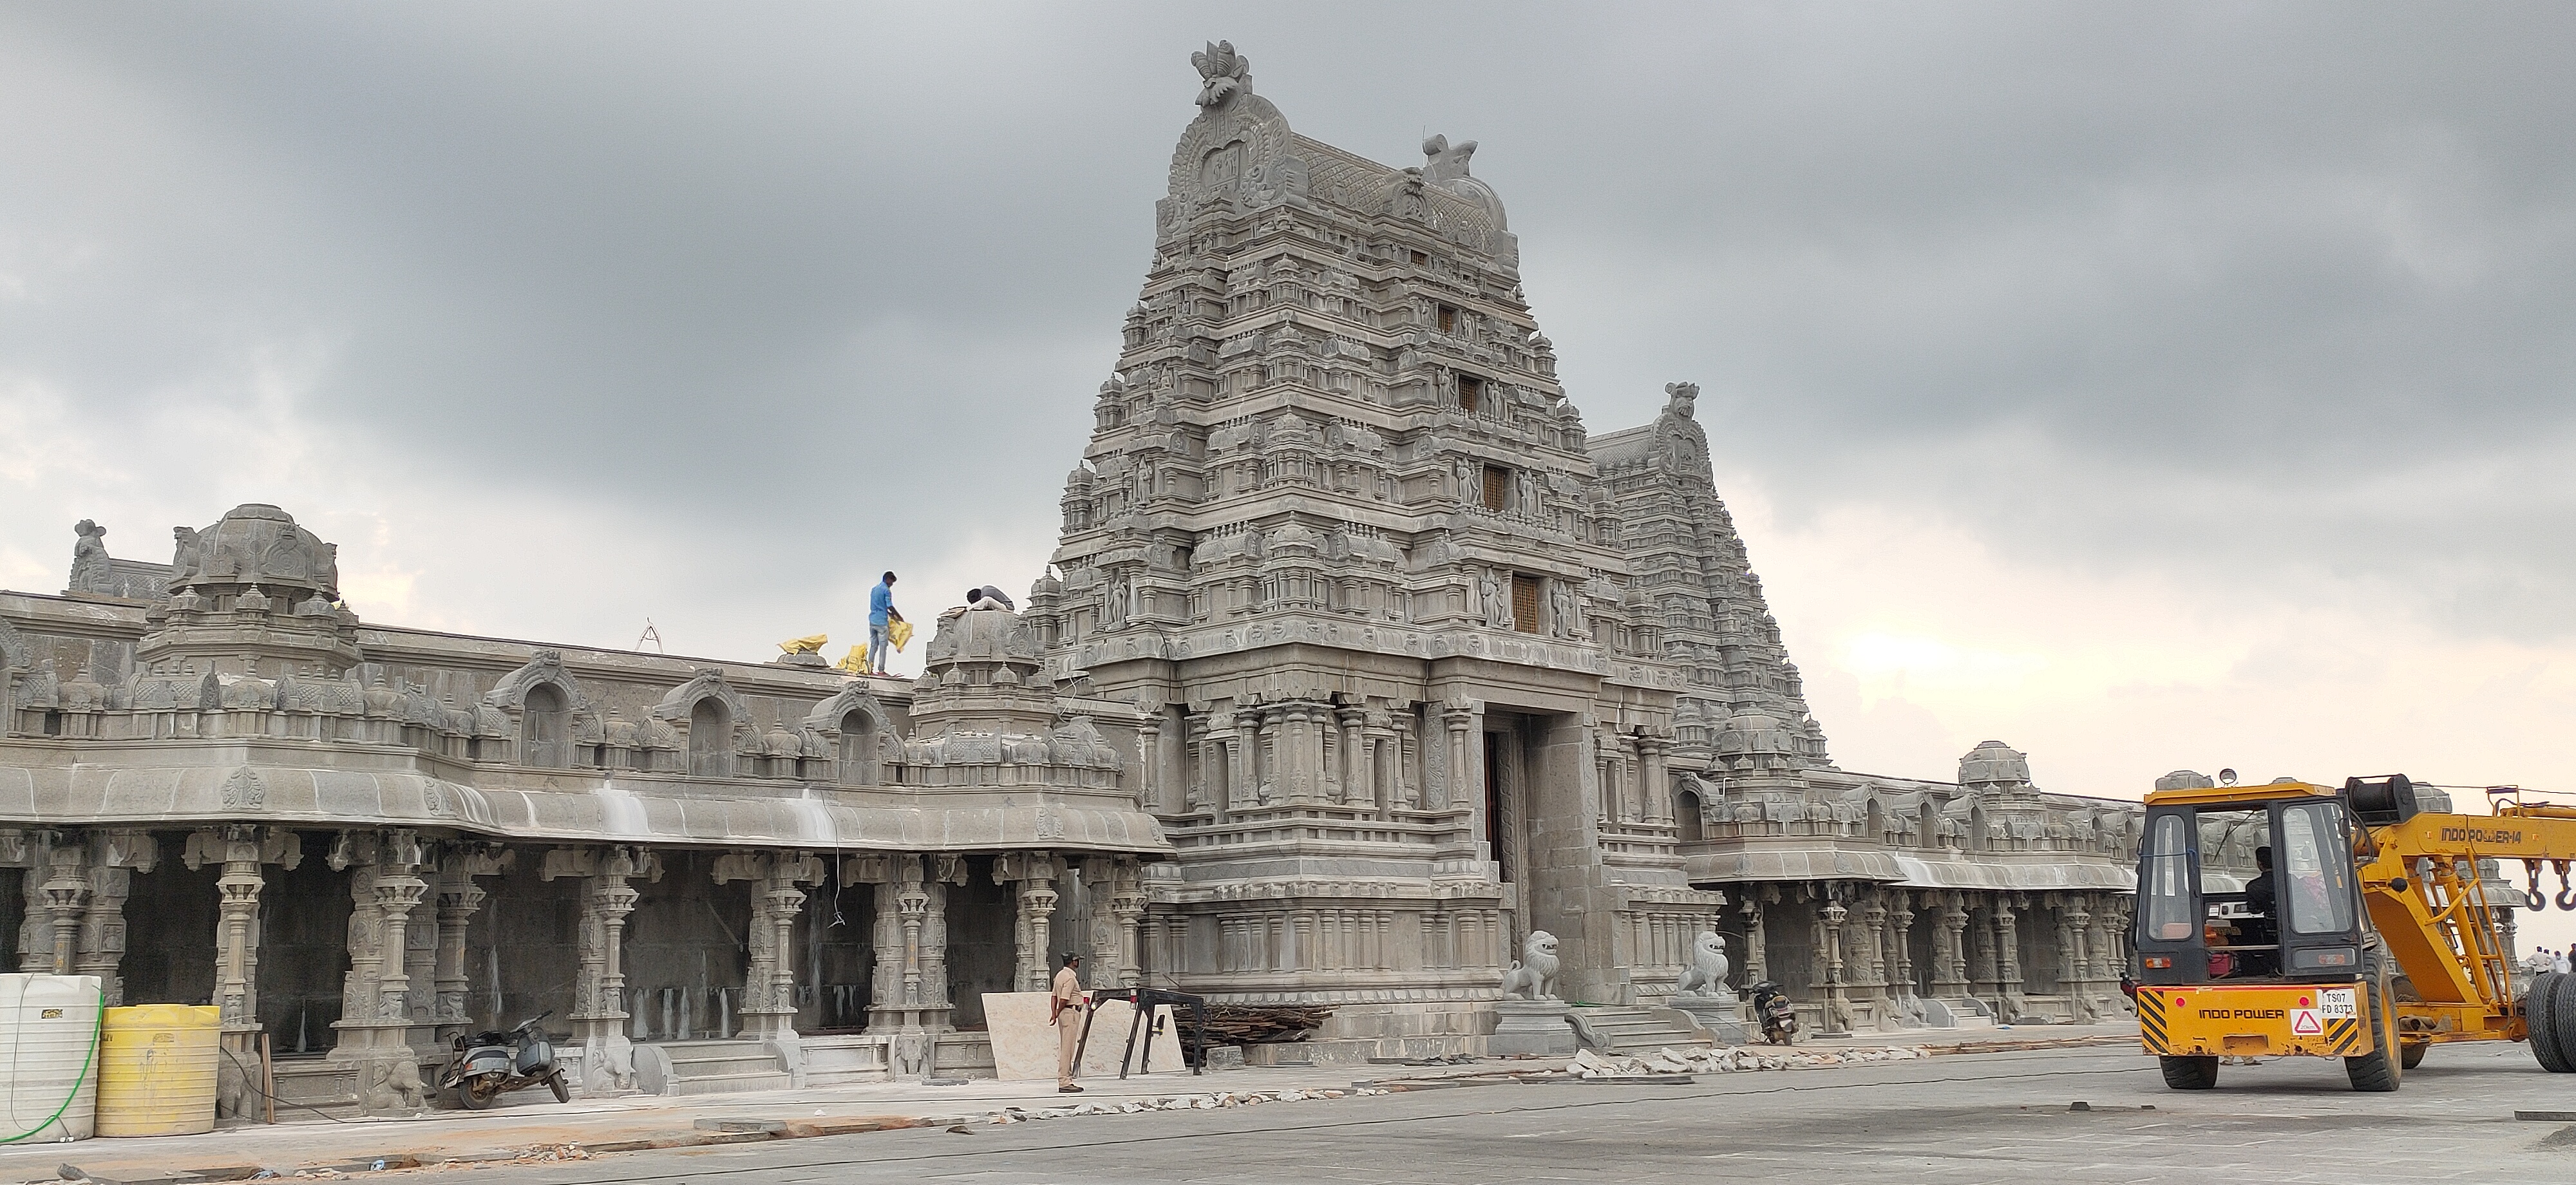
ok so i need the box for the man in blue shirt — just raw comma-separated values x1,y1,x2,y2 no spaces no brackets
866,572,904,675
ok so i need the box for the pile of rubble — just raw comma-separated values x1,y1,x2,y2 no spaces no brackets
1567,1044,1928,1079
986,1086,1390,1124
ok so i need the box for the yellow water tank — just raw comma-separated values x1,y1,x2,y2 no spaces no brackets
94,1004,221,1137
0,973,102,1144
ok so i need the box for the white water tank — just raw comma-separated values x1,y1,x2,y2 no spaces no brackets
1,974,104,1143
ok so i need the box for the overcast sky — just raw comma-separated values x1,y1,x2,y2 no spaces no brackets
6,5,2573,821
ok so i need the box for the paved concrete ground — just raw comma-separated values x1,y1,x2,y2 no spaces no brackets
388,1042,2576,1185
14,1024,2568,1184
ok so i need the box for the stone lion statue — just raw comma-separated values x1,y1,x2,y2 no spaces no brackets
1499,931,1561,1001
1673,931,1734,1002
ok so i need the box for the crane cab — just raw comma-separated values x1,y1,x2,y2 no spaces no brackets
2131,780,2405,1091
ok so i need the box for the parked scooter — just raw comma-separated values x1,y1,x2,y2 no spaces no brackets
1748,981,1799,1046
444,1010,569,1109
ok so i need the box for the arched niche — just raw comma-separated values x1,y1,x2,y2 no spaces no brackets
651,668,750,781
522,683,572,768
482,649,591,769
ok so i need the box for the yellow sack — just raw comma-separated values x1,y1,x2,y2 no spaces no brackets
888,618,915,652
778,633,829,656
837,646,868,673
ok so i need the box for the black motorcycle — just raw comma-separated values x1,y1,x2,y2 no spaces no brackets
444,1010,569,1109
1748,981,1799,1046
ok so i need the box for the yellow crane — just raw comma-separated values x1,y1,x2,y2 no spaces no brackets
2132,774,2572,1091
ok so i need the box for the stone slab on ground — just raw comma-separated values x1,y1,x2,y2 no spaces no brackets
980,993,1186,1082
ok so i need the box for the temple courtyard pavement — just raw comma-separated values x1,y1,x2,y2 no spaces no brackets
14,1021,2573,1185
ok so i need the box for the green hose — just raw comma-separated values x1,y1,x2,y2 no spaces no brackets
1,985,106,1145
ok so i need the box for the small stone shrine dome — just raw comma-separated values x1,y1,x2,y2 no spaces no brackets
169,503,340,600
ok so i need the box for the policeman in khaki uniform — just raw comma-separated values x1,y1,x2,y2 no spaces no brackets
1050,952,1086,1092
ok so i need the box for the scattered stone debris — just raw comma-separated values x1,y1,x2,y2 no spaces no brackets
1566,1045,1927,1079
981,1086,1379,1125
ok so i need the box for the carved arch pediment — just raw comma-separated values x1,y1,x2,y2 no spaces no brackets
650,667,750,725
484,649,590,715
801,683,893,736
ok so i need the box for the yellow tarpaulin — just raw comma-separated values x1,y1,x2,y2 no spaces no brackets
778,633,828,656
889,619,915,652
837,647,868,673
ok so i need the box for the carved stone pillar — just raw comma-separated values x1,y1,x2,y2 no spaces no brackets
1226,710,1254,811
1995,897,2027,1021
1392,712,1420,810
80,830,156,1005
1739,894,1768,986
1204,710,1237,818
715,849,824,1045
1639,736,1672,826
328,829,430,1115
1137,706,1164,812
1338,706,1368,808
1088,858,1148,989
1184,710,1214,814
1441,699,1475,815
1934,895,1971,1000
711,845,819,1082
865,853,958,1032
182,826,299,1121
995,851,1061,992
37,839,90,976
1967,898,1999,997
2098,893,2134,984
431,845,509,1043
1818,898,1850,1036
2062,900,2097,1019
1273,703,1309,805
544,845,656,1094
1858,893,1889,1008
1889,895,1917,1007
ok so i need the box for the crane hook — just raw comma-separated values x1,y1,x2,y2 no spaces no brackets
2556,864,2576,913
2528,862,2548,911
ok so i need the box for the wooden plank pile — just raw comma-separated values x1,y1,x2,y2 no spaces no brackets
1189,1004,1336,1048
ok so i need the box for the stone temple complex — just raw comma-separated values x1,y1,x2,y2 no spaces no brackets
3,43,2162,1114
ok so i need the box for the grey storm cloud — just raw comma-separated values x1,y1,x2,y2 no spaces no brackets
5,3,2573,641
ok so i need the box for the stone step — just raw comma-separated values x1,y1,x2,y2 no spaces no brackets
667,1071,793,1095
1571,1007,1712,1052
653,1039,791,1095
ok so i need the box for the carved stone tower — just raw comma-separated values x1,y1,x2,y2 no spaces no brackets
1030,43,1724,1039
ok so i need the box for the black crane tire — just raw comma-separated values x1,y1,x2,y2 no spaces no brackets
2550,972,2576,1073
2159,1055,2219,1090
2345,981,2402,1092
2400,1041,2427,1070
2528,973,2570,1073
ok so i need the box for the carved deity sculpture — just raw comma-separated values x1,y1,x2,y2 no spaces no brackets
1548,581,1577,639
1479,569,1508,629
1499,931,1562,1001
1105,578,1132,631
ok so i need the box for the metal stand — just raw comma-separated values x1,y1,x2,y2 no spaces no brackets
1072,987,1208,1078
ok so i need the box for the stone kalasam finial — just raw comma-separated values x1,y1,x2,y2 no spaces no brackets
1191,40,1249,108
